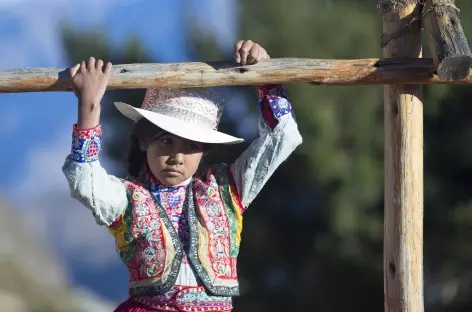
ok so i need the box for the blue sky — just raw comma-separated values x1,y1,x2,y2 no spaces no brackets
0,0,241,186
0,0,178,186
0,0,237,303
0,0,236,188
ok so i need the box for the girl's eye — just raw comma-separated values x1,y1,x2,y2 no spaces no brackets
189,143,201,151
161,137,172,145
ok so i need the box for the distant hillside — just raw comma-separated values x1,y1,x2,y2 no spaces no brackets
0,197,114,312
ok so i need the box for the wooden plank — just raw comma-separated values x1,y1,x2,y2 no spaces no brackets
380,1,424,312
422,0,472,81
0,58,472,93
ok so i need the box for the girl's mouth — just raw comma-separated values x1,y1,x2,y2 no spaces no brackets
162,169,183,176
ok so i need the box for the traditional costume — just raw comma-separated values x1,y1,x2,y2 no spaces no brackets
62,84,302,311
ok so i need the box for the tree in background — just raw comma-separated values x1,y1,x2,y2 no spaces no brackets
60,1,472,311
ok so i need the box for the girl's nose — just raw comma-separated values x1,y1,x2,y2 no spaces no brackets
168,153,184,165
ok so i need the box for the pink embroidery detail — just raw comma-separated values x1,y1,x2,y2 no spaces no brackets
71,124,102,163
130,286,232,311
73,124,102,139
194,170,235,280
125,181,168,280
150,182,191,264
87,140,100,159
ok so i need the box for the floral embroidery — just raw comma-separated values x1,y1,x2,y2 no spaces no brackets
121,181,169,280
149,182,190,264
186,173,240,297
194,169,235,280
266,96,292,119
71,124,102,163
107,165,241,300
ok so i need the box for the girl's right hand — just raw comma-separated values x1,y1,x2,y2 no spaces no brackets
68,57,112,128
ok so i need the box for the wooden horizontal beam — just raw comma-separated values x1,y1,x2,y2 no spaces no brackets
0,57,471,93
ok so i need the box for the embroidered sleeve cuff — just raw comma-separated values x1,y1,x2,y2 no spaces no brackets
71,124,103,163
258,85,292,129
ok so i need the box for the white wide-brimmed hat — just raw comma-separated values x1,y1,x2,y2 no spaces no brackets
114,87,244,144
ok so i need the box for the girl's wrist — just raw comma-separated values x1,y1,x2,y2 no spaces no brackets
77,120,100,129
78,98,101,109
77,110,100,129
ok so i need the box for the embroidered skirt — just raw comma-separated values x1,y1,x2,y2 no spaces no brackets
114,298,153,312
114,286,233,312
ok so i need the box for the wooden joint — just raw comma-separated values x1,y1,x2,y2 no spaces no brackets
380,11,421,48
422,0,472,81
377,0,416,14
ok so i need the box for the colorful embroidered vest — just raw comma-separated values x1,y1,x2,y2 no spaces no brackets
107,164,244,297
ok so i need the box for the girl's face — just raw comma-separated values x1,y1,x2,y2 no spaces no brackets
143,131,204,186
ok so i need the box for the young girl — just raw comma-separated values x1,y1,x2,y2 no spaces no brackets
62,40,302,312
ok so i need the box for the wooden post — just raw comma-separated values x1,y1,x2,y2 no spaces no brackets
422,0,472,81
380,1,424,312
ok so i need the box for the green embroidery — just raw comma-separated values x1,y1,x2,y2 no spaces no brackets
123,193,134,245
147,265,157,277
118,197,136,263
119,242,136,263
215,166,240,258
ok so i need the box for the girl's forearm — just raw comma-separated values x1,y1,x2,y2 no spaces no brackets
77,100,101,128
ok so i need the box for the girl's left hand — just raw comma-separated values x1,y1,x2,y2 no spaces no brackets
234,40,270,65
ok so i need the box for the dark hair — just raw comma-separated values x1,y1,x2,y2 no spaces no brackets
126,118,214,178
126,118,162,178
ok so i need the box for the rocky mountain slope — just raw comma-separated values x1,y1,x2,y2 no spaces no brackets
0,197,114,312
